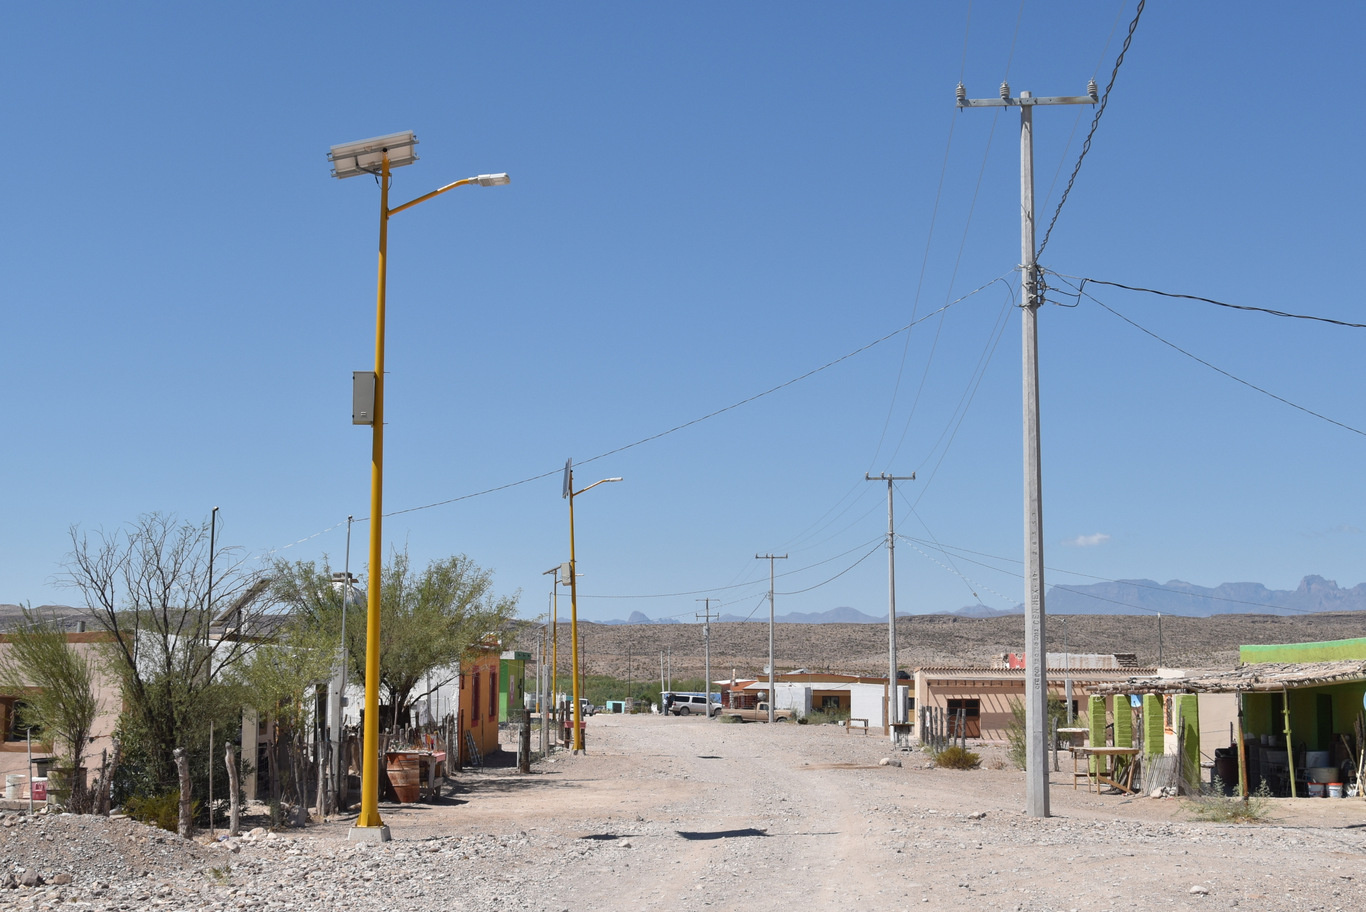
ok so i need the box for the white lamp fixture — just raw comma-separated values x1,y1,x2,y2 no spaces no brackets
328,131,420,180
476,173,511,186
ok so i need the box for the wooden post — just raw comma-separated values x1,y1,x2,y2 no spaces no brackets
1235,695,1249,801
173,748,192,838
226,742,241,836
518,710,532,774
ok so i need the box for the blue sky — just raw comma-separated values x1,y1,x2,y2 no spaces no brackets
4,2,1363,625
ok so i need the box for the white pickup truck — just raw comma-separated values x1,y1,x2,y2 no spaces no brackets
721,701,794,723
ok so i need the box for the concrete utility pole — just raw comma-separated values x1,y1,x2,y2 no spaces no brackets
866,473,915,740
957,78,1097,819
755,554,788,723
697,598,718,720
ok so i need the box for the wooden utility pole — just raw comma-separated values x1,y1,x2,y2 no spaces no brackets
957,78,1097,819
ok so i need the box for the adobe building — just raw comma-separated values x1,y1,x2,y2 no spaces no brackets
0,629,121,800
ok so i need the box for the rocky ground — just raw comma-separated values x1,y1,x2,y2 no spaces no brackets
3,714,1366,911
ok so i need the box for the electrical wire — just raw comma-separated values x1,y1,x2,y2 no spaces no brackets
777,542,884,596
580,536,884,601
909,280,1015,509
1047,272,1366,329
1035,0,1146,260
1051,276,1366,438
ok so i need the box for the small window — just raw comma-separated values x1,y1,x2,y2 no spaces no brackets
2,697,42,742
488,669,497,717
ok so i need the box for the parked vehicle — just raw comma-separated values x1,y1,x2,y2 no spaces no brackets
721,701,794,723
667,693,720,716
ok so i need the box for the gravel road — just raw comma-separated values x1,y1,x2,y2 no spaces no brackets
3,713,1365,911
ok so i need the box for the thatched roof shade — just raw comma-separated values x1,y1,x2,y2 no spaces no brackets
1092,660,1366,696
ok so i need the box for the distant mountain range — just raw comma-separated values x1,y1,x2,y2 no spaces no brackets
610,606,888,625
605,576,1366,624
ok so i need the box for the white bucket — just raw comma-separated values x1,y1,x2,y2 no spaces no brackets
1328,782,1344,798
3,774,24,799
1307,782,1326,798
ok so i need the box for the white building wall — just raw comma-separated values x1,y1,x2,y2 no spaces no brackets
772,684,812,716
850,684,888,726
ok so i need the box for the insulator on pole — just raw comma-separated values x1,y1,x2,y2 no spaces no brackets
1087,79,1098,101
956,83,967,105
1000,81,1010,100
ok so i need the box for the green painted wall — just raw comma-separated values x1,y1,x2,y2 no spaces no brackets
1176,694,1200,788
1143,694,1164,757
1240,637,1366,664
498,653,529,723
1113,695,1133,748
1088,695,1106,772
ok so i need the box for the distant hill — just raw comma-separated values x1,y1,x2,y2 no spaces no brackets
952,575,1366,618
605,606,885,625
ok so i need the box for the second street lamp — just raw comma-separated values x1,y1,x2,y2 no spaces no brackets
562,459,621,753
329,130,509,842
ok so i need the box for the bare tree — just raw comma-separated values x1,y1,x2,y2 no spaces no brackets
63,513,270,815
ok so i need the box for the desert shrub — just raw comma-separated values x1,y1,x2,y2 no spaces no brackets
1186,779,1274,824
804,708,850,726
717,713,741,724
124,791,199,833
1005,696,1069,770
934,745,981,769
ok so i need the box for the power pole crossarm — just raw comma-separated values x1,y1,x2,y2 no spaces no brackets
956,80,1095,821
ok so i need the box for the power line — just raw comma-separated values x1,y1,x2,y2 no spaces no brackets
578,536,884,601
1047,272,1366,329
1035,0,1146,259
1052,277,1366,438
263,276,1012,563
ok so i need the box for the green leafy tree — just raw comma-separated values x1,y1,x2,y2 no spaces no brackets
271,549,518,730
0,608,99,811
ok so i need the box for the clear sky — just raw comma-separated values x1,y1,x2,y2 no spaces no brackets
4,2,1363,626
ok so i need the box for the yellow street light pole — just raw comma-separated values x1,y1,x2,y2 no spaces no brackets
563,460,622,753
328,132,509,843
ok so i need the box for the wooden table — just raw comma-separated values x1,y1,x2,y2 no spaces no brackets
1079,746,1140,794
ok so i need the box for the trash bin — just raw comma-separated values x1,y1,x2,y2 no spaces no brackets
1213,747,1239,795
30,778,47,802
4,775,24,799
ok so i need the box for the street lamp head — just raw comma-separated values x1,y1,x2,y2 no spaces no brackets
328,131,419,179
603,477,623,483
476,173,511,187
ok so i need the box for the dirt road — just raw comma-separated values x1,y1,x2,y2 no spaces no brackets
6,713,1366,910
385,713,1366,911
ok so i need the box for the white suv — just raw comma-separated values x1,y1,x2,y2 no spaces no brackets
669,694,719,716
